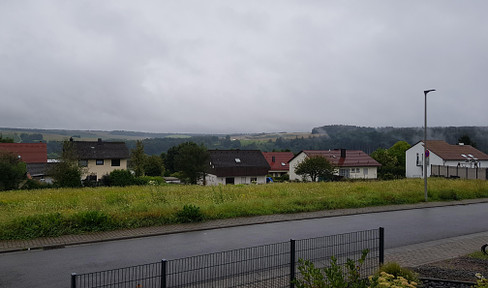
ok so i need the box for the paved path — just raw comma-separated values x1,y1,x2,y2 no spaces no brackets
2,198,488,267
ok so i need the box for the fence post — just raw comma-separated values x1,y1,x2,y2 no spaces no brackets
71,273,76,288
161,259,167,288
379,227,384,266
290,239,296,288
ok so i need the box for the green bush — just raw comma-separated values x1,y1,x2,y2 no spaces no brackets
109,169,136,187
293,249,369,288
373,262,418,283
176,204,204,223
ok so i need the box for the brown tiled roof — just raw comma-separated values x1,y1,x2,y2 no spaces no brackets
262,152,294,172
301,149,381,167
425,140,488,161
0,143,47,163
208,150,271,177
72,139,130,160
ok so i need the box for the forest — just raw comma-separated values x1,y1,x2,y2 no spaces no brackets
2,125,487,157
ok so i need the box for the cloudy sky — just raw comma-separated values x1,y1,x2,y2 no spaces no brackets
1,1,487,134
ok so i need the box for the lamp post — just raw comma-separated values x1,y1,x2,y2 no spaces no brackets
424,89,436,202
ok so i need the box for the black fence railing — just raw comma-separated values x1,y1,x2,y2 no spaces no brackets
72,227,384,288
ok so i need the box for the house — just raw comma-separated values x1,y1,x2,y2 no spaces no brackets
71,138,130,181
0,143,47,163
405,140,488,178
289,149,381,181
0,143,52,182
205,150,271,185
262,151,294,178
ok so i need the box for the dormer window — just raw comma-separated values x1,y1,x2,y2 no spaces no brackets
281,162,286,166
235,158,241,163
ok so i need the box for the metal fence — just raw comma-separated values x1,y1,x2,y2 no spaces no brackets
71,227,384,288
431,164,487,180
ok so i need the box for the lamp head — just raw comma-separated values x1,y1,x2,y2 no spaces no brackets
424,89,436,95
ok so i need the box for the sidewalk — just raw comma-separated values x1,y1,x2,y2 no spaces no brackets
2,198,488,267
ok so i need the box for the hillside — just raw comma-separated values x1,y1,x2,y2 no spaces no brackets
1,125,487,156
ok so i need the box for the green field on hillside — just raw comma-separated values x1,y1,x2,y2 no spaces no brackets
0,178,487,240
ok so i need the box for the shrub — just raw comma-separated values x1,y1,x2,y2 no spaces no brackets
474,273,488,288
369,271,418,288
293,249,369,288
109,169,136,187
372,262,418,283
176,204,204,223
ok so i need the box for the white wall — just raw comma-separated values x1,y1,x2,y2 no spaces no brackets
288,152,308,181
405,142,488,178
204,174,267,186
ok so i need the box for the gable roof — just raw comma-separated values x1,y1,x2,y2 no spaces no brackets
0,143,47,163
72,139,130,160
423,140,488,161
296,149,381,167
208,150,271,177
262,151,294,172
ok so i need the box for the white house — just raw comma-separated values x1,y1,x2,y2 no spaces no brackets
405,140,488,178
205,150,270,185
289,149,381,181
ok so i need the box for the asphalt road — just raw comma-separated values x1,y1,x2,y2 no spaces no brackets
1,202,487,288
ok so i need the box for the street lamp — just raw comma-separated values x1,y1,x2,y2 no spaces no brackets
424,89,436,202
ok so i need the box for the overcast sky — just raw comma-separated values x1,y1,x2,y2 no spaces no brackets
1,1,487,134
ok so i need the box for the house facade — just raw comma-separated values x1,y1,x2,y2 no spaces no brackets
205,150,271,185
262,151,294,178
289,149,380,181
405,140,488,178
72,138,130,181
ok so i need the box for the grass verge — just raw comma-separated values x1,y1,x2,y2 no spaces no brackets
0,178,487,240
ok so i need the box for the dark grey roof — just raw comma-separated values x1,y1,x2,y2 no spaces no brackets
208,150,270,177
72,139,130,160
26,162,56,176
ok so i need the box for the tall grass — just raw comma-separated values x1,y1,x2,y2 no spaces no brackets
0,178,487,240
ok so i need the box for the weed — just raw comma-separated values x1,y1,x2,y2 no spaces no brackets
176,204,204,223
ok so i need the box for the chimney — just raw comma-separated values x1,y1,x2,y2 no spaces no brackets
272,156,276,162
340,149,346,158
98,138,102,144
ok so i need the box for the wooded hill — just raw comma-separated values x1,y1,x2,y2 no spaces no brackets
1,125,487,157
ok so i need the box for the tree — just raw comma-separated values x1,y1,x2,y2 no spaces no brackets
371,148,397,179
0,134,14,143
50,140,83,188
130,140,146,177
144,155,164,176
0,151,26,190
173,142,210,184
458,135,477,148
295,156,335,182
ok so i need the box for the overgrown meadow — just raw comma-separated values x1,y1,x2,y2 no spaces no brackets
1,178,487,240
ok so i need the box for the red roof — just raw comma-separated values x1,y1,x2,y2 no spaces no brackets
301,149,381,167
262,152,294,172
0,143,47,163
424,140,488,161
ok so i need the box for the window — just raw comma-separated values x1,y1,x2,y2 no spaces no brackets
78,160,88,167
111,159,120,167
416,153,423,166
235,158,241,163
96,159,104,165
251,177,257,183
